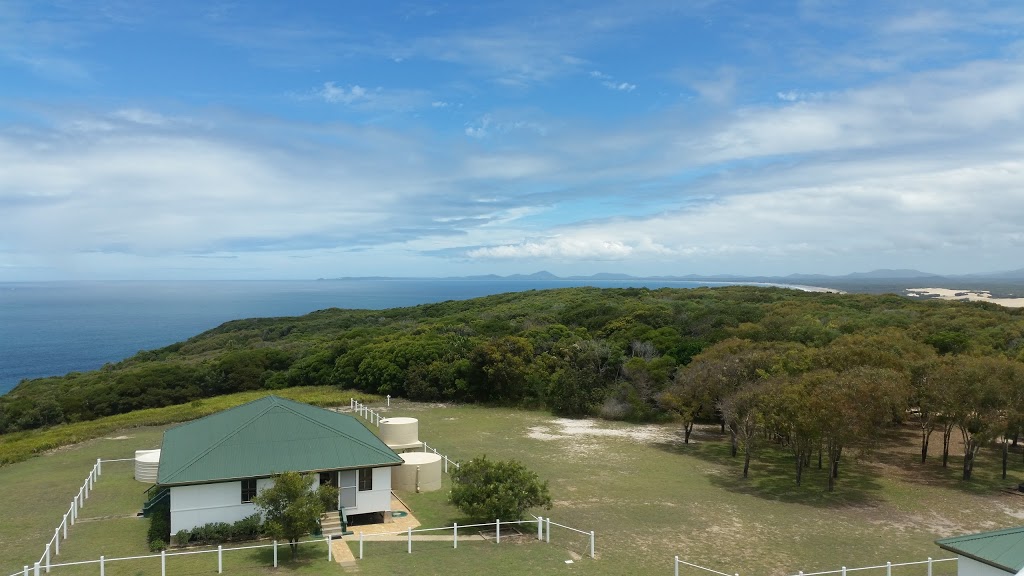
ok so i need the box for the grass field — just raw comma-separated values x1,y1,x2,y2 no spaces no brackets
3,397,1023,576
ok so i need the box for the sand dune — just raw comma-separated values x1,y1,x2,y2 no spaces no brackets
906,288,1024,308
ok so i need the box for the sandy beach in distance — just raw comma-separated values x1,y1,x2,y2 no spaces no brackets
906,288,1024,308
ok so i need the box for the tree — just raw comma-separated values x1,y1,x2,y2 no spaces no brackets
718,382,768,478
449,456,552,521
253,472,338,558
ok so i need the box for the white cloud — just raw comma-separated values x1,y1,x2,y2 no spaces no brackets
469,237,635,260
111,108,169,126
318,83,369,104
603,81,636,92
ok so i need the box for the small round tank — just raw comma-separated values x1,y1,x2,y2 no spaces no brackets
393,452,442,492
379,417,422,451
134,449,160,483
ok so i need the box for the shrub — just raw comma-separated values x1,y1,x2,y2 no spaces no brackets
149,539,167,552
146,507,170,547
449,456,552,521
174,529,190,547
232,514,262,540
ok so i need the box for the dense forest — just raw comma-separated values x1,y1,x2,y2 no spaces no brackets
4,286,1024,486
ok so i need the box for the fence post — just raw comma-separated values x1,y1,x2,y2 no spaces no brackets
387,394,390,406
22,565,28,576
842,567,847,576
84,480,89,500
327,535,332,561
273,540,278,568
45,541,50,573
359,532,364,559
675,556,679,576
217,545,222,573
54,528,60,555
546,517,550,543
537,517,542,540
89,467,95,490
590,531,595,559
497,519,500,544
887,562,892,576
423,442,428,453
927,558,933,576
408,527,412,554
34,561,40,576
63,515,68,539
100,556,105,576
97,458,102,476
454,523,458,549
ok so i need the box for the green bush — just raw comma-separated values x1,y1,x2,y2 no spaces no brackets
148,539,167,552
146,507,170,546
174,529,190,547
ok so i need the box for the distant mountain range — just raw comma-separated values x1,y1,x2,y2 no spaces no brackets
322,268,1024,298
328,268,1024,284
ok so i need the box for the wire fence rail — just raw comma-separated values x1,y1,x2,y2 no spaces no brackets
349,398,461,472
672,557,959,576
354,516,595,560
9,536,332,576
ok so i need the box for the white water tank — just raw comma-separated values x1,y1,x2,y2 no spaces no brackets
379,417,422,452
135,449,160,483
393,452,442,492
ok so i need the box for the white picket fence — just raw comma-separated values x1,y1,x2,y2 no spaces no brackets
355,516,595,560
349,398,461,472
19,457,136,576
671,556,958,576
10,536,332,576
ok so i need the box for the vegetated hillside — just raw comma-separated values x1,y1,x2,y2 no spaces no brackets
3,286,1023,441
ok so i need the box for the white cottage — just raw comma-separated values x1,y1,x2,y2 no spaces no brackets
936,526,1024,576
151,396,402,534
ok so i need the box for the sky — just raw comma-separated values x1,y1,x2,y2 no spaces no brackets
2,1,1024,281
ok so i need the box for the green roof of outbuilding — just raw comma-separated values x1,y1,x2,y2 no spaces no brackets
157,396,402,485
936,526,1024,574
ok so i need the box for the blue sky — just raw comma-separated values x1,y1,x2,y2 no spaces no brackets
2,1,1024,280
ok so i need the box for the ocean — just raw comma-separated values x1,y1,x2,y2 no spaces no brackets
0,278,762,394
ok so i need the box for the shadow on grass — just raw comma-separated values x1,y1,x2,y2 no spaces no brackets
867,425,1024,497
657,422,1024,509
653,434,886,508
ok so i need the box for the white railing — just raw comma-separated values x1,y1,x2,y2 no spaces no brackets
788,558,957,576
349,398,461,472
8,536,332,576
671,557,958,576
354,516,594,560
19,458,134,576
674,557,738,576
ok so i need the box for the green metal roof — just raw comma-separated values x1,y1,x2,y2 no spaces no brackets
157,396,402,485
936,526,1024,574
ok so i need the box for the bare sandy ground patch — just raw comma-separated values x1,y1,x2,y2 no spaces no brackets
906,288,1024,308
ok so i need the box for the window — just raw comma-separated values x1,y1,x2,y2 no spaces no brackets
358,468,372,491
241,478,257,503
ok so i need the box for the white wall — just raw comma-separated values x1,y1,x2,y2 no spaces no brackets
169,478,273,534
958,557,1011,576
346,467,392,516
169,467,394,532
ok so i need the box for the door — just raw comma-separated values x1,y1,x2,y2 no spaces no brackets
339,469,357,509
